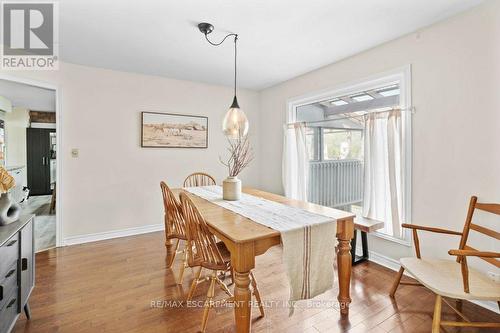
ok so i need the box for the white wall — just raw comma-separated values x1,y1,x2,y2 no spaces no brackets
1,63,260,240
259,0,500,270
5,107,29,184
0,96,12,113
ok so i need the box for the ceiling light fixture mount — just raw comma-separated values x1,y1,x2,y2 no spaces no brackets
197,22,214,35
198,22,248,138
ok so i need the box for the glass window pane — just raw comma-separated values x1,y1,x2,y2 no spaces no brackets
330,99,348,106
351,94,374,102
322,129,363,160
379,88,400,97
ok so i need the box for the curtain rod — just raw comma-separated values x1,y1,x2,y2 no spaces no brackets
286,106,416,128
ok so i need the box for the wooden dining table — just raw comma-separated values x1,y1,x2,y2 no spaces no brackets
171,187,355,333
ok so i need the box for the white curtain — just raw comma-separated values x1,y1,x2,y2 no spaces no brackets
282,123,309,201
362,110,404,238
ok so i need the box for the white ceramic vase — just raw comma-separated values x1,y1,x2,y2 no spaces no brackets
223,176,241,201
0,192,21,226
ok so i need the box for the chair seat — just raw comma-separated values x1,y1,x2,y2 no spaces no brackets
193,242,231,271
400,257,500,301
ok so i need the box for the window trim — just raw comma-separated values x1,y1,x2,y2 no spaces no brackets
287,65,412,246
305,127,321,161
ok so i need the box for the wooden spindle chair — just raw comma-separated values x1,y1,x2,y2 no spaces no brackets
183,172,216,187
390,196,500,332
179,192,264,333
160,181,192,284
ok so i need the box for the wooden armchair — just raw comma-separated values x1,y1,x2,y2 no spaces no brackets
390,196,500,332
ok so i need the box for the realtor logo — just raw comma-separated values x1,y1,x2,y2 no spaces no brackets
1,1,58,70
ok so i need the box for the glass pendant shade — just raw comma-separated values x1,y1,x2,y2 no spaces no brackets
222,96,249,138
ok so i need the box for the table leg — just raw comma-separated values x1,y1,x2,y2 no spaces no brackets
337,218,354,315
234,271,252,332
350,229,358,265
231,244,255,333
351,230,370,265
361,231,369,260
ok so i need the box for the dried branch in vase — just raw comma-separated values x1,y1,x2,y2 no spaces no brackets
219,134,254,177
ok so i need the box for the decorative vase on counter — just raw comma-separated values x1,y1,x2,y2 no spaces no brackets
223,176,241,201
0,192,21,226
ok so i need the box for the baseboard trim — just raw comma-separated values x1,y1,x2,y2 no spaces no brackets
63,224,164,246
355,246,401,271
356,246,500,314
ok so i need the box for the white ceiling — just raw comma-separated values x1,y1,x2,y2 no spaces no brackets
59,0,483,90
0,80,56,112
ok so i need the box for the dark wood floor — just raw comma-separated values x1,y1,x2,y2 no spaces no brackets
14,231,499,333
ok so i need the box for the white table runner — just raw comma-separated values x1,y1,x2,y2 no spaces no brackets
184,185,337,311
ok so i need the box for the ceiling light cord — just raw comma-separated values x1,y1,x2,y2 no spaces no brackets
199,22,248,137
204,32,238,47
203,32,239,97
234,35,237,97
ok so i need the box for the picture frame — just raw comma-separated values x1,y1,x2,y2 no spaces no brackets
141,112,208,148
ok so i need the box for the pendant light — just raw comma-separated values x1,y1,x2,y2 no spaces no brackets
198,23,249,138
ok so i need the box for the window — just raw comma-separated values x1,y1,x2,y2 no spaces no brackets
289,66,412,245
322,129,363,160
305,127,363,161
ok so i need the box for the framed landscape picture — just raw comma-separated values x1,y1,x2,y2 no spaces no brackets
141,112,208,148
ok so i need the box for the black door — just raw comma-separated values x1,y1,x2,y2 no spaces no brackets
27,128,54,195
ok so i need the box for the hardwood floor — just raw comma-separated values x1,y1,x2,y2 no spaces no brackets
14,231,499,333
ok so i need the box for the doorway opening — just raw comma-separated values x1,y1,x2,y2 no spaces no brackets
0,78,59,252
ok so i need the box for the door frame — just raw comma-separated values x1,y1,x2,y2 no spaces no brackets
0,73,63,247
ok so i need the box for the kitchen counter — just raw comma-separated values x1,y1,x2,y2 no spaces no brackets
0,214,34,246
6,165,25,172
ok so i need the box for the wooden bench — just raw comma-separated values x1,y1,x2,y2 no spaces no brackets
351,217,384,265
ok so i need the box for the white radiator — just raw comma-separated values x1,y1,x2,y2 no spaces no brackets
308,160,363,208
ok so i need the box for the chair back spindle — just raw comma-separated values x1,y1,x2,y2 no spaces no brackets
450,196,500,294
457,196,478,262
183,172,216,187
160,181,186,240
179,192,226,270
456,196,500,269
